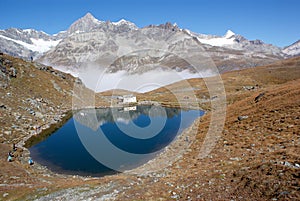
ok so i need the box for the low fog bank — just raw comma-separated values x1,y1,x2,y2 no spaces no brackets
79,66,215,93
52,65,215,93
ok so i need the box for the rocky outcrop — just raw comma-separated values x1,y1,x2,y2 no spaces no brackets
0,54,90,145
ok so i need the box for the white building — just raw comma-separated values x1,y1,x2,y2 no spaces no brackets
117,95,137,104
123,106,137,111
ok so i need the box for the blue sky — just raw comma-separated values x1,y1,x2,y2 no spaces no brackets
1,0,299,47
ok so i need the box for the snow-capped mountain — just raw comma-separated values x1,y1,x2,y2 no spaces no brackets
283,40,300,57
0,13,140,60
65,12,138,36
0,12,299,92
195,30,236,47
0,28,60,58
186,29,283,56
36,13,285,72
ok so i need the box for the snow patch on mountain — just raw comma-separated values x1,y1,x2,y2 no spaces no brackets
224,30,235,38
113,19,129,25
53,30,66,37
112,19,138,30
197,30,236,47
283,40,300,56
0,34,61,53
30,38,61,53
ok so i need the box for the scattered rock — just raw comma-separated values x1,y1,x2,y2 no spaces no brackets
243,86,255,90
27,98,41,109
11,125,18,129
230,157,242,161
283,161,293,168
51,80,62,92
281,161,300,169
279,191,289,196
4,59,12,67
211,95,218,100
4,131,12,135
2,192,9,198
34,63,48,71
52,71,66,80
0,104,6,109
254,92,265,103
35,112,44,119
170,191,179,199
9,67,17,78
238,115,249,121
75,78,82,84
29,109,35,115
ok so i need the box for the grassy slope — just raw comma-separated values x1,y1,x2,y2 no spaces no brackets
129,56,300,200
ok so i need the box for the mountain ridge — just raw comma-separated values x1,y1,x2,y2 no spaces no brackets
0,12,299,93
0,12,294,60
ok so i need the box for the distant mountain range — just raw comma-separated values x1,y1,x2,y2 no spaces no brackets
0,13,299,92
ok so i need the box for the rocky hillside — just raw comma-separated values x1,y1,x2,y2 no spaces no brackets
0,54,108,146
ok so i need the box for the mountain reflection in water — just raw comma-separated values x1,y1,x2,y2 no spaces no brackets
29,106,203,176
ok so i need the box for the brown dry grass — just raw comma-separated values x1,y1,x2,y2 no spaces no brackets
113,56,300,200
0,55,299,200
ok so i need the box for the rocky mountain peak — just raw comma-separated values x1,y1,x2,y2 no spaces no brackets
67,12,102,34
112,19,138,30
250,39,264,45
233,35,247,43
224,30,235,39
145,22,179,31
158,22,179,31
83,12,97,21
67,13,138,34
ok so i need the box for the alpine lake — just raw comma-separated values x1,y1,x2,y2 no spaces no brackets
27,105,204,176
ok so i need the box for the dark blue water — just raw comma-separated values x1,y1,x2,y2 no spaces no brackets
29,106,203,176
